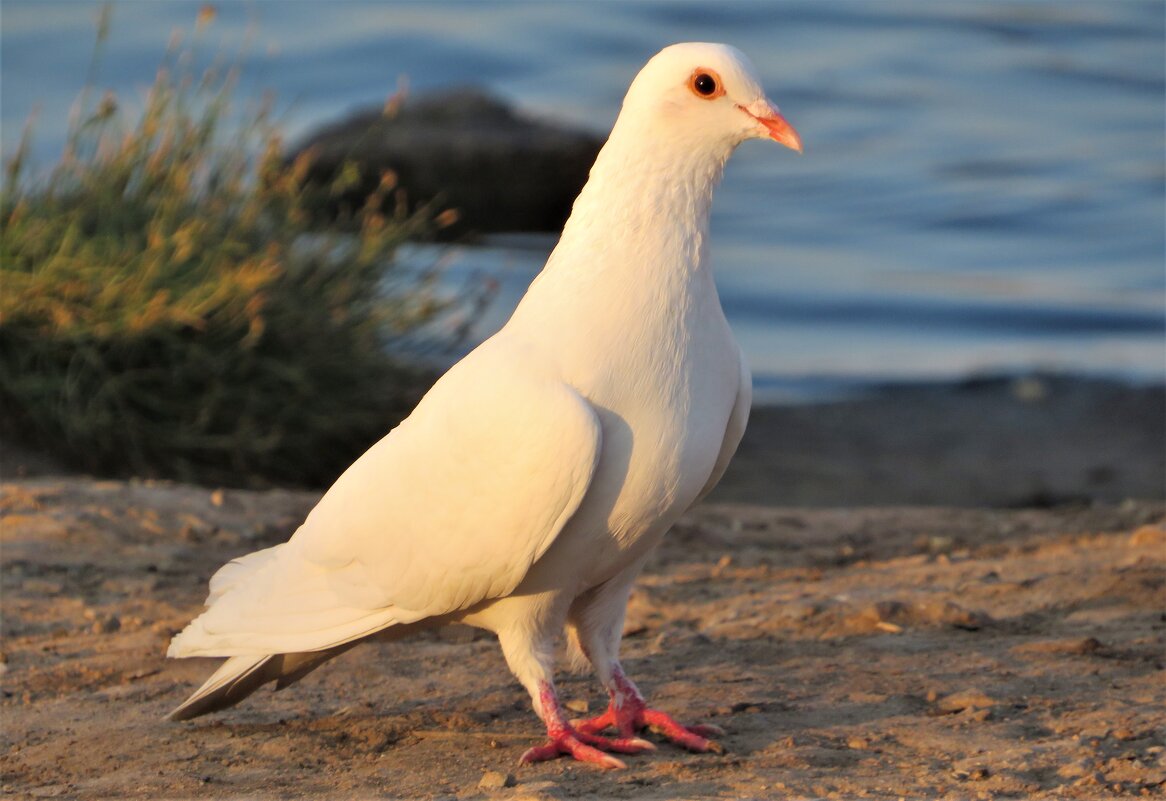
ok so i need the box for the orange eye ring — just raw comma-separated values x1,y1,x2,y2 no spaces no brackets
688,68,725,100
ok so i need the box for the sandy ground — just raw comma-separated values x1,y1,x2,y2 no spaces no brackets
2,476,1163,800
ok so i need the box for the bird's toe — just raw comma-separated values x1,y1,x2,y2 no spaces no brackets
640,708,726,753
576,731,656,754
519,728,637,769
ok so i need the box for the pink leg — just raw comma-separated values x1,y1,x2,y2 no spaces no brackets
574,666,724,753
519,681,655,769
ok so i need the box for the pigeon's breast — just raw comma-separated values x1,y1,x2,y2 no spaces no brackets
609,326,738,533
551,285,742,586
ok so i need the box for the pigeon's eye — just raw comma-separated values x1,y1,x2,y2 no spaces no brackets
688,69,724,100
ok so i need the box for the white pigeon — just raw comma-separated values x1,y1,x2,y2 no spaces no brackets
167,41,802,769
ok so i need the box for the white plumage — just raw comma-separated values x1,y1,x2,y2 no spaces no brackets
168,42,801,769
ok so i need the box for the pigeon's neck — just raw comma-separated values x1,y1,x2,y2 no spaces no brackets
506,119,735,347
555,121,733,279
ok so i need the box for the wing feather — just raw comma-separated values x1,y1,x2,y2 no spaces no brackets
169,337,602,657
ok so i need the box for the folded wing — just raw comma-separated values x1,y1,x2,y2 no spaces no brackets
168,339,602,657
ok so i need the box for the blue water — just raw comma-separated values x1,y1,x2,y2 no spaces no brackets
3,0,1163,399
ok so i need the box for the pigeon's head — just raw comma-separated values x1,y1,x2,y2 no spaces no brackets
621,42,802,154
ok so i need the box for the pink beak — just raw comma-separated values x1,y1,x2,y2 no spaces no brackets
741,101,803,153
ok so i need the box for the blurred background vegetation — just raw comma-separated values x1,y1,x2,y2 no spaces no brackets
0,8,462,487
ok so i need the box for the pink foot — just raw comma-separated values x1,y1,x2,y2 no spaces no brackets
574,668,725,753
519,727,655,770
520,681,655,769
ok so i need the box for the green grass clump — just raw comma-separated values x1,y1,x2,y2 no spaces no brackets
0,18,460,486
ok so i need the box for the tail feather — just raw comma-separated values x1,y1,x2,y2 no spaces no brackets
167,645,355,721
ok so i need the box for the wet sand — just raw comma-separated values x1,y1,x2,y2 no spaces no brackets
715,375,1164,508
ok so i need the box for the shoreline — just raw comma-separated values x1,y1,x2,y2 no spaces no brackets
4,372,1161,509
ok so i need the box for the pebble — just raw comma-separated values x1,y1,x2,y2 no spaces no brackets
509,781,559,801
1128,525,1164,547
730,701,763,713
564,698,589,714
934,689,997,715
91,614,121,634
478,770,516,790
1073,772,1106,787
1057,759,1091,779
925,535,955,555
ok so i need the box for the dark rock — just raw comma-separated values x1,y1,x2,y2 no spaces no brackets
291,87,602,235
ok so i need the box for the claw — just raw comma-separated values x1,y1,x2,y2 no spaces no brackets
687,723,726,738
